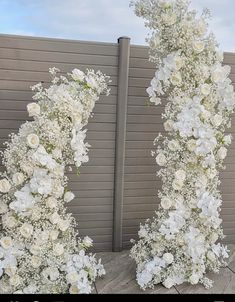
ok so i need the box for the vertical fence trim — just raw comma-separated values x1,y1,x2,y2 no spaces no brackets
113,36,130,252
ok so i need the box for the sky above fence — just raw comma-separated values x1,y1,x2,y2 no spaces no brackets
0,0,234,52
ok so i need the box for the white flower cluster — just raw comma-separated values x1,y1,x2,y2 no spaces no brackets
130,0,234,290
0,67,110,293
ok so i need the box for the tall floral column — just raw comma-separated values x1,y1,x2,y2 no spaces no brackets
0,68,110,294
130,0,235,289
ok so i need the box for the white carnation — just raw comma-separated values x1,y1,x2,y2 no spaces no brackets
163,253,174,264
175,169,186,182
20,223,33,238
0,178,11,193
168,140,179,151
156,153,167,166
164,120,174,131
27,102,40,117
12,172,25,186
161,197,172,210
0,237,13,249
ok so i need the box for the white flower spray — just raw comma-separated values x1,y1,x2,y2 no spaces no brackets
130,0,234,290
0,68,110,293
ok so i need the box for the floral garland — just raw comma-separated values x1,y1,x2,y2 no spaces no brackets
0,67,110,294
130,0,235,289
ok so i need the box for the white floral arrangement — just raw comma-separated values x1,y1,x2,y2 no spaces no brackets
0,67,110,293
130,0,235,290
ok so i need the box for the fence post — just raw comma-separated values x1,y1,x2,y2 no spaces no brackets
113,36,130,252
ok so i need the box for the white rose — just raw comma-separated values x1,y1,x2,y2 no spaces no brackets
46,197,57,209
2,215,17,228
27,134,39,149
164,120,174,132
71,69,85,82
50,230,59,241
0,201,8,214
0,178,11,193
161,197,172,210
163,278,174,289
20,223,33,238
83,236,93,248
69,285,80,294
172,179,184,191
158,1,171,9
9,274,22,287
224,135,232,145
163,253,174,264
52,148,62,159
200,83,211,96
217,147,227,160
0,237,13,249
170,72,182,86
66,271,79,284
58,219,70,232
211,64,230,83
12,172,25,186
175,169,186,182
211,114,223,127
187,139,197,152
174,56,183,70
168,140,179,151
207,251,216,262
49,212,61,224
5,266,17,277
64,191,75,203
189,273,200,285
193,41,205,53
156,153,167,166
27,103,40,117
31,256,42,268
53,243,64,256
30,244,41,255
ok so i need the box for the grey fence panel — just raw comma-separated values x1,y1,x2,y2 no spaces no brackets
0,34,235,252
0,34,118,252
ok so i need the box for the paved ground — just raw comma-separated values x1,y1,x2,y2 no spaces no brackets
93,244,235,294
